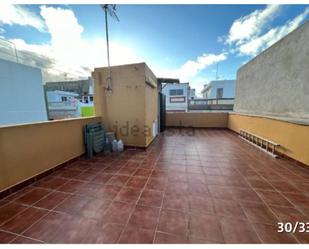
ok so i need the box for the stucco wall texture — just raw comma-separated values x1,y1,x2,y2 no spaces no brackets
234,21,309,121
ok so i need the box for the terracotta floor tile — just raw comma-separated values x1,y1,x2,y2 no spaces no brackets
246,179,275,191
93,223,124,243
1,207,48,234
0,202,28,225
106,175,130,187
145,177,167,191
220,217,261,243
2,128,309,244
91,173,113,184
133,168,153,177
241,202,278,225
158,209,188,236
166,182,188,195
188,212,224,243
23,211,70,242
14,188,51,205
269,205,308,223
117,166,138,176
231,187,263,203
79,197,111,220
283,193,309,207
208,185,234,200
50,215,99,243
103,166,122,174
98,185,122,200
214,199,247,219
163,194,189,211
0,230,16,243
257,190,293,207
33,177,67,190
187,183,210,196
57,180,86,193
189,195,215,214
168,172,187,182
10,236,43,244
102,201,135,225
205,175,226,186
154,232,188,244
253,223,298,243
138,190,164,207
54,195,90,215
34,191,69,210
125,177,148,189
115,187,142,203
128,205,160,230
119,225,155,244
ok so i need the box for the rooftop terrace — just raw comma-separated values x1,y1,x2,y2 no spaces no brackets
0,128,308,244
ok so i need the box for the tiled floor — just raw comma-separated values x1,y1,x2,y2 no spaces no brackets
0,128,309,244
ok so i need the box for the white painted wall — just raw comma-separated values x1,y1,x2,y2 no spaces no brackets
206,80,235,99
162,83,189,112
0,58,48,126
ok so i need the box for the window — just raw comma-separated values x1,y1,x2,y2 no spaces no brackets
216,88,223,99
61,96,67,102
170,89,184,96
90,96,94,102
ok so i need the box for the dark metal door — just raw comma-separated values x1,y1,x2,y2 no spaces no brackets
159,92,166,132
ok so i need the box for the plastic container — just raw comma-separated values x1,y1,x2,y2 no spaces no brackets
117,139,124,152
112,139,118,152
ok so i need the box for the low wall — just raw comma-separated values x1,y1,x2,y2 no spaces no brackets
166,112,228,128
228,113,309,167
0,116,101,192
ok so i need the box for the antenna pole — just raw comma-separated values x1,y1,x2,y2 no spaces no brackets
216,63,219,80
104,6,112,91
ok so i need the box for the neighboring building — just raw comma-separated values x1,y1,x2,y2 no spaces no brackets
44,77,93,98
234,21,309,122
189,88,196,100
46,90,79,120
162,82,191,112
201,80,235,99
0,58,48,126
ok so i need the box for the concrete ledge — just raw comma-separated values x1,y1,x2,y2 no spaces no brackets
166,112,228,128
0,116,101,192
228,113,309,167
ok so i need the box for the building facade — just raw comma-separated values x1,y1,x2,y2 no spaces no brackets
201,80,235,99
0,58,48,126
46,90,79,120
162,83,194,112
44,77,93,98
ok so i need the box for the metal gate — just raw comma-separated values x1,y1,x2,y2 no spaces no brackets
159,92,166,132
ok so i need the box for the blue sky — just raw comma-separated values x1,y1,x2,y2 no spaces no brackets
0,4,308,94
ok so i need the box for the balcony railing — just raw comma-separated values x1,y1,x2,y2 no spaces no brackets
188,98,234,111
189,98,234,105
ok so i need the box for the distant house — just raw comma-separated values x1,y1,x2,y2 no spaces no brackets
0,58,48,126
201,80,235,99
46,90,79,120
44,77,93,100
162,82,194,112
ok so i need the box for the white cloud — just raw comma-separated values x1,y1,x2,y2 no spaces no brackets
0,27,5,34
177,53,227,81
226,5,281,45
225,5,309,57
237,7,309,56
0,4,45,32
3,5,141,81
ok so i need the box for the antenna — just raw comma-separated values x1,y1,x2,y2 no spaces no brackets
216,63,219,80
100,4,119,93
